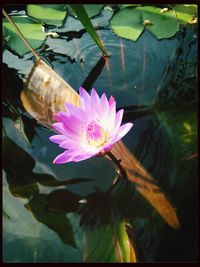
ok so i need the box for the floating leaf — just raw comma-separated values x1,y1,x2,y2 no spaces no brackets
83,221,137,262
67,4,103,18
174,4,197,25
83,4,104,18
138,6,179,39
3,16,46,56
110,8,145,41
120,4,140,8
110,6,179,41
27,4,67,26
25,194,76,247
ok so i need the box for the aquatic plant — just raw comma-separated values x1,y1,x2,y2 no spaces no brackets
49,87,133,164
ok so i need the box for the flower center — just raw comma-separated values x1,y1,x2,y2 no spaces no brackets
86,120,107,147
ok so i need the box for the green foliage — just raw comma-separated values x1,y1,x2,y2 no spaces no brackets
27,4,67,26
110,8,145,41
83,4,104,18
83,221,136,262
67,4,103,18
70,4,108,56
139,6,179,39
174,4,197,25
120,4,141,9
3,16,46,56
110,6,179,41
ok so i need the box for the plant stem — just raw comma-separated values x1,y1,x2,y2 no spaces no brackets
106,174,121,194
2,8,40,60
107,151,127,180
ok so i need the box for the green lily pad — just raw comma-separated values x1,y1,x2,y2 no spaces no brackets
110,8,145,41
138,6,179,39
3,16,46,56
83,4,104,18
68,4,103,18
120,4,141,9
110,6,179,41
174,4,197,25
27,4,67,26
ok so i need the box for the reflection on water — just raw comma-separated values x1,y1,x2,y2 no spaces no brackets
3,6,197,263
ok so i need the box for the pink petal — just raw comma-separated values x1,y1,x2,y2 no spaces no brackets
54,111,69,122
107,101,116,131
59,139,81,150
113,109,124,132
101,143,113,153
79,87,91,110
64,103,88,120
53,151,74,164
49,134,67,144
52,122,68,135
91,88,100,109
99,93,109,118
108,95,115,106
59,114,83,136
53,149,95,164
72,152,95,162
52,122,80,141
116,123,133,140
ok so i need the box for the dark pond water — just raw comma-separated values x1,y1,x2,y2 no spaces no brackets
3,6,197,262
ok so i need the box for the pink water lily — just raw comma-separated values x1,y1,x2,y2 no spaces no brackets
49,87,133,164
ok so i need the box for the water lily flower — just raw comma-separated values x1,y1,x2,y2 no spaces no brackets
49,87,133,164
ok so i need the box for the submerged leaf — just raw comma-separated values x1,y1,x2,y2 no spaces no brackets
3,16,46,56
27,4,67,26
3,134,39,198
14,116,32,147
3,134,35,175
30,173,95,187
46,189,81,213
25,194,77,247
